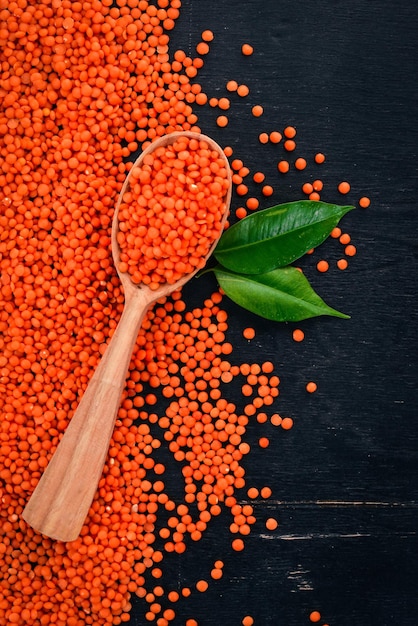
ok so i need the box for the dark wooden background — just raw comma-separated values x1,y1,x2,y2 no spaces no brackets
128,1,418,624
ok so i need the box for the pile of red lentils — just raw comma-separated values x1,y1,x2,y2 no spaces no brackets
0,1,368,624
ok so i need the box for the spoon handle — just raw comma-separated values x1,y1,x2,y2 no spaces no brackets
22,290,151,542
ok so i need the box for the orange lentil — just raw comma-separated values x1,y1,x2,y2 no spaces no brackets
251,105,264,117
259,437,270,448
265,517,278,531
241,43,254,56
253,171,265,183
345,244,357,257
314,152,326,163
257,412,269,424
302,182,314,195
337,258,348,270
339,233,351,245
216,115,229,127
218,97,231,110
211,567,223,580
202,29,214,41
284,139,296,151
233,173,244,185
236,207,248,219
270,414,282,426
309,610,322,622
259,132,269,144
246,197,259,211
278,160,290,173
309,192,321,201
232,538,245,551
243,327,256,340
292,329,305,342
237,84,250,97
295,157,307,170
236,183,249,196
269,131,282,143
281,417,294,430
359,195,371,208
196,579,209,592
260,486,273,499
338,181,351,194
262,185,274,197
196,41,210,55
316,260,329,273
242,617,254,626
226,79,238,91
312,179,324,191
306,381,318,393
284,125,297,138
331,227,342,238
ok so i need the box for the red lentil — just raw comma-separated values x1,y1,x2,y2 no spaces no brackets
345,244,357,257
339,233,351,245
202,29,214,41
278,160,290,173
265,518,278,531
269,131,282,143
281,417,294,430
338,181,351,194
284,126,297,138
316,260,329,273
253,172,266,183
292,329,305,342
251,105,264,117
284,139,296,151
295,157,307,170
243,327,256,340
216,115,229,127
262,185,274,197
359,196,371,208
241,43,254,56
226,80,238,92
309,610,322,622
237,84,250,97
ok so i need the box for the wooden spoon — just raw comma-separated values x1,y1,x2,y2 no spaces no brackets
22,131,232,542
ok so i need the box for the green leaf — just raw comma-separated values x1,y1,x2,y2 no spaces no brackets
212,265,350,322
214,200,355,274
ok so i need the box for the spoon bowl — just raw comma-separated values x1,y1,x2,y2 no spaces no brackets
22,131,232,541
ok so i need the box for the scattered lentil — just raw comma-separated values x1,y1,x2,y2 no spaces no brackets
359,196,370,208
338,181,351,194
251,105,264,117
292,329,305,342
265,518,278,531
241,43,254,56
309,610,322,623
316,260,329,273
